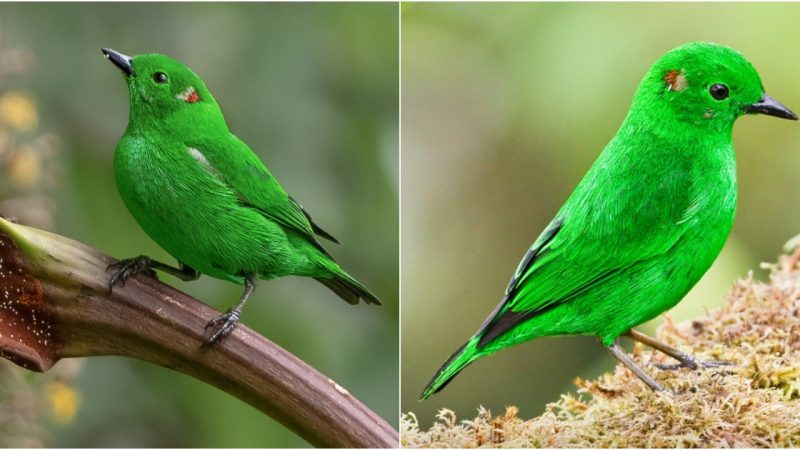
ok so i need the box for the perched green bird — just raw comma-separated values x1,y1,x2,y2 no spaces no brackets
101,48,380,344
421,42,797,399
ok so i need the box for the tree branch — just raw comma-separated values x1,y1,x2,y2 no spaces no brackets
0,217,397,448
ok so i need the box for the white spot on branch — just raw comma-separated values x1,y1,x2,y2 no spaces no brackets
328,378,350,396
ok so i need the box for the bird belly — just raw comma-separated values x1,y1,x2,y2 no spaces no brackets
581,211,734,343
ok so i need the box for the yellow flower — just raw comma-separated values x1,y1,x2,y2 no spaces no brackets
46,381,80,425
0,127,7,157
0,91,38,132
9,145,40,188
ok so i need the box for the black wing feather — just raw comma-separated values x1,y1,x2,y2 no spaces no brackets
289,196,340,244
474,218,563,349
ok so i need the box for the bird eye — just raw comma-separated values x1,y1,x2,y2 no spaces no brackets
709,83,729,101
153,72,169,84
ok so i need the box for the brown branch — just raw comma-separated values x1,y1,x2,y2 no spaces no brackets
0,218,397,448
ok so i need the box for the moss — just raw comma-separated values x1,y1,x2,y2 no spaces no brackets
402,245,800,448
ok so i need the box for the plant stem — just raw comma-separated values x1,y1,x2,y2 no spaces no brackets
0,218,397,448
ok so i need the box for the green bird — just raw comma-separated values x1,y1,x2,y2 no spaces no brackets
101,48,380,345
421,42,797,399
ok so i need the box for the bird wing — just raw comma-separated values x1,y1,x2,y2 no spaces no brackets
188,134,338,251
289,195,340,244
475,151,695,348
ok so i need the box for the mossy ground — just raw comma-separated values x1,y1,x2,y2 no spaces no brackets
402,246,800,448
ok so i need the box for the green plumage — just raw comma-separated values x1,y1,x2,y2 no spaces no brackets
103,49,379,342
422,42,796,399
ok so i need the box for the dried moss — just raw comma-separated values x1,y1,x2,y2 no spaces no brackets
402,245,800,448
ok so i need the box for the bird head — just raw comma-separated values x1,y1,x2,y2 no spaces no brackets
102,48,223,124
631,42,796,133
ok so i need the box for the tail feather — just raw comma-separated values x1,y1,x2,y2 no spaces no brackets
420,337,481,400
316,271,381,306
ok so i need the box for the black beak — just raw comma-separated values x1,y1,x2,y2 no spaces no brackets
101,48,135,77
745,94,798,121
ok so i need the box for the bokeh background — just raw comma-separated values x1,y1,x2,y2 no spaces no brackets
402,3,800,429
0,2,398,447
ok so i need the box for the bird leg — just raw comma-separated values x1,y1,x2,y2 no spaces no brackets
605,339,664,392
204,274,257,346
624,329,732,370
108,256,200,290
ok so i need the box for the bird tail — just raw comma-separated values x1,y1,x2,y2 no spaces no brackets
420,336,481,400
315,269,381,306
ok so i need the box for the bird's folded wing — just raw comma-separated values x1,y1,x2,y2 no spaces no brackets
189,135,336,252
475,179,693,348
289,196,340,244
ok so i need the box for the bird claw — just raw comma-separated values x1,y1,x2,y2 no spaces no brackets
203,308,241,346
107,256,157,291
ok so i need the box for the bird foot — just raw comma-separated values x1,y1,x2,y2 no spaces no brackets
107,255,157,290
203,308,241,346
655,355,733,371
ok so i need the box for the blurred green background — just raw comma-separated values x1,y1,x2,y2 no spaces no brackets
0,2,398,447
402,2,800,429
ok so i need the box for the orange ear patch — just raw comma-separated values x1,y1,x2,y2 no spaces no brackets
664,70,688,92
176,86,200,103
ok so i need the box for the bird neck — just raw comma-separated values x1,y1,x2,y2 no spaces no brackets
622,101,734,149
127,102,229,137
